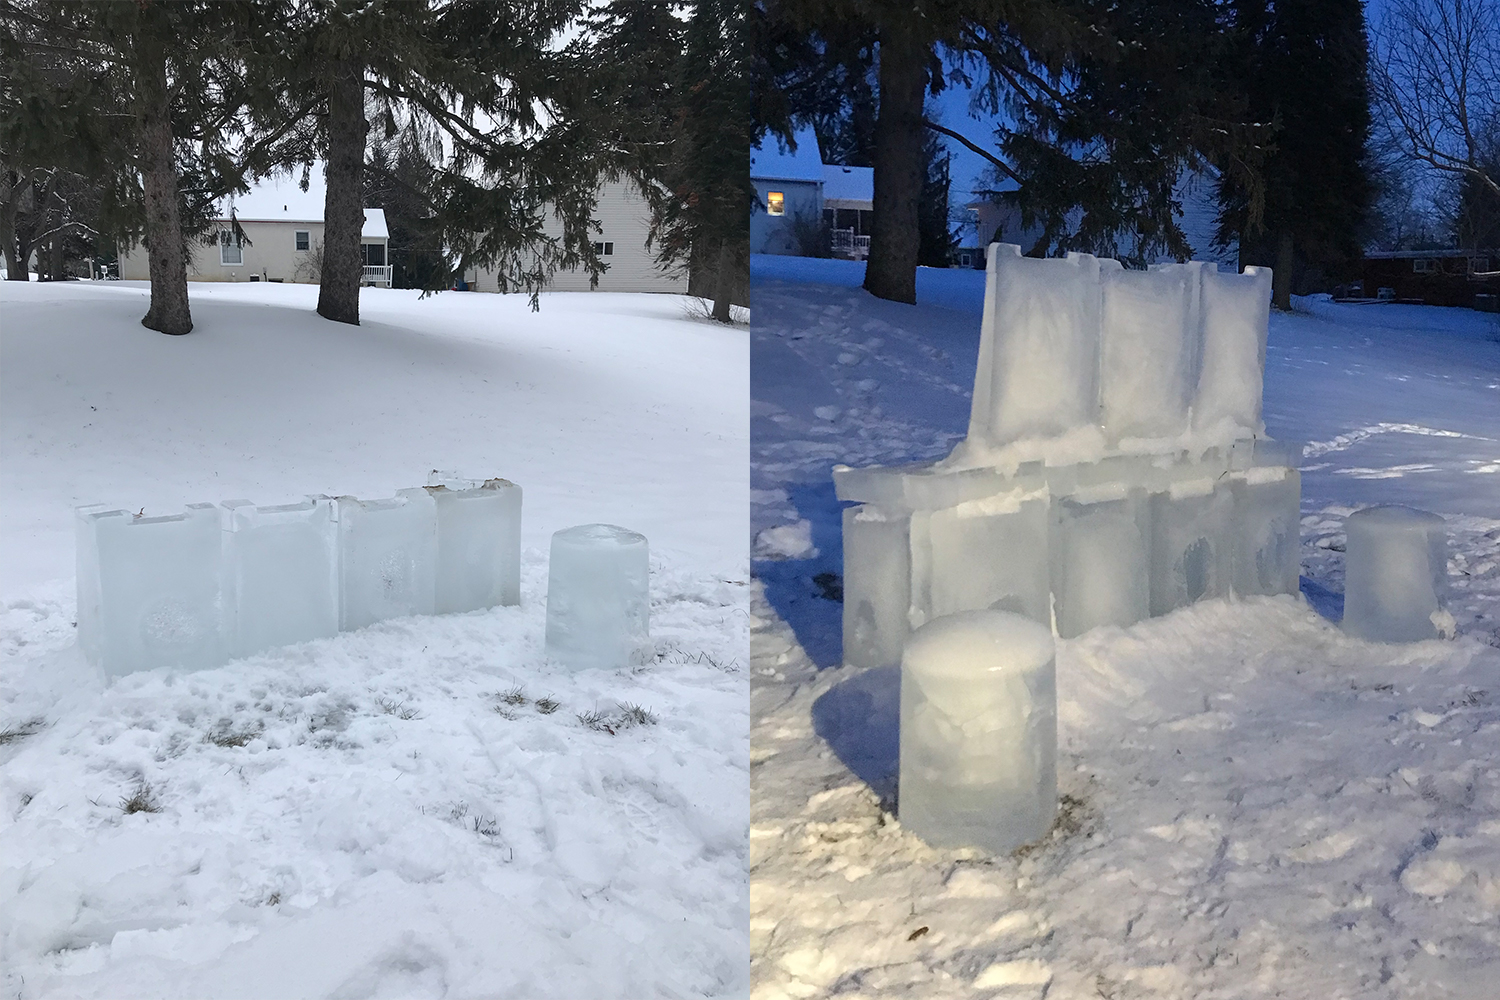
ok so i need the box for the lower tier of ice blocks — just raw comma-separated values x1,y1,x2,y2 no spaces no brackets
76,473,522,677
838,441,1303,667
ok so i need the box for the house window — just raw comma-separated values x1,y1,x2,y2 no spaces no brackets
767,191,785,216
1470,256,1490,274
219,229,242,265
295,230,309,251
1412,258,1436,273
360,243,386,266
593,241,613,256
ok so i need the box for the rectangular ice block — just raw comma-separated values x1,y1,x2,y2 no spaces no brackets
222,496,339,658
1099,263,1198,441
911,490,1051,629
970,244,1102,446
337,489,437,630
1230,466,1302,597
1149,477,1233,616
80,503,225,675
842,504,911,669
1050,487,1151,638
427,477,522,614
1343,505,1449,642
1194,265,1272,434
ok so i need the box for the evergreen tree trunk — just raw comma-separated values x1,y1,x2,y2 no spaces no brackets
712,238,735,322
1273,230,1294,310
135,35,193,335
318,57,368,326
0,172,25,280
863,26,929,305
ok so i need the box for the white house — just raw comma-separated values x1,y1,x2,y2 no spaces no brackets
465,179,686,294
119,168,391,286
751,127,874,259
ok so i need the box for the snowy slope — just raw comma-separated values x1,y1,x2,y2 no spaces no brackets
0,280,749,999
749,256,1500,999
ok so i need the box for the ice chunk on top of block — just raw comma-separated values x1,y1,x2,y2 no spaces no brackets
969,244,1101,446
1099,263,1199,442
545,524,650,670
1194,265,1272,435
337,489,437,631
222,496,339,658
1343,505,1449,642
899,609,1057,854
77,503,224,676
426,471,522,614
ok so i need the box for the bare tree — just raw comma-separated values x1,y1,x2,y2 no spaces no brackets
1370,0,1500,200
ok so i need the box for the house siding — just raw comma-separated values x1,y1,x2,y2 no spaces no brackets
119,220,388,284
751,179,821,255
469,181,686,294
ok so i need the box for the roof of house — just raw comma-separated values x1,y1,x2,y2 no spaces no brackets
1365,248,1497,259
221,166,388,238
822,163,873,205
751,126,824,183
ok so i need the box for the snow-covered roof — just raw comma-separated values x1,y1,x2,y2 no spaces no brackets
220,165,388,239
751,127,824,183
822,164,873,205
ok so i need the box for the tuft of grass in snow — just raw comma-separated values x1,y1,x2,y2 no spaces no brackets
120,780,161,815
376,698,420,721
499,685,528,706
620,703,658,727
534,696,560,715
205,724,258,748
681,295,750,327
265,891,282,906
471,814,500,839
0,718,44,745
577,709,614,733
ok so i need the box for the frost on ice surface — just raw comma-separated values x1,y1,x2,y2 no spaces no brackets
337,489,437,631
76,504,223,676
899,610,1056,853
222,496,339,658
1343,504,1450,642
544,523,650,670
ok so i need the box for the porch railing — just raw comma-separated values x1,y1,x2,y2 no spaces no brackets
362,265,393,287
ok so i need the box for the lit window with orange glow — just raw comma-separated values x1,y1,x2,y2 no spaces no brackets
767,191,785,216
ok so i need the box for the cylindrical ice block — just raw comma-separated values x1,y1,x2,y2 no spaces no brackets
1343,505,1449,642
545,524,650,670
899,610,1057,854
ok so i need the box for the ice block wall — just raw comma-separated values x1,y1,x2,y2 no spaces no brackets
836,242,1297,658
77,473,524,676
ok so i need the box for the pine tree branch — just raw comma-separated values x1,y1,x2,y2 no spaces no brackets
922,118,1019,184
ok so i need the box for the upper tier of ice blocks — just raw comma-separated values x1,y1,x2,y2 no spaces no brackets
77,504,224,676
545,524,651,671
427,471,522,614
1343,505,1449,642
960,243,1273,457
222,496,339,659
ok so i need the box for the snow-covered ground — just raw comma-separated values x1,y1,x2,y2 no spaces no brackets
749,255,1500,999
0,279,749,998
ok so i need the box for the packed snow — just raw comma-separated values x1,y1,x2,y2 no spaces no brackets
0,279,749,999
750,254,1500,999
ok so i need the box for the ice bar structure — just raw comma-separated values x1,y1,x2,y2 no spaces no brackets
836,244,1302,668
77,473,522,676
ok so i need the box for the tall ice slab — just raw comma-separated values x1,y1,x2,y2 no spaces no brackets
337,489,437,630
222,497,339,658
427,472,522,614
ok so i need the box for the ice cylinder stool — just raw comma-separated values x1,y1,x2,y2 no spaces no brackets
545,524,651,670
1343,505,1450,642
899,609,1057,853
